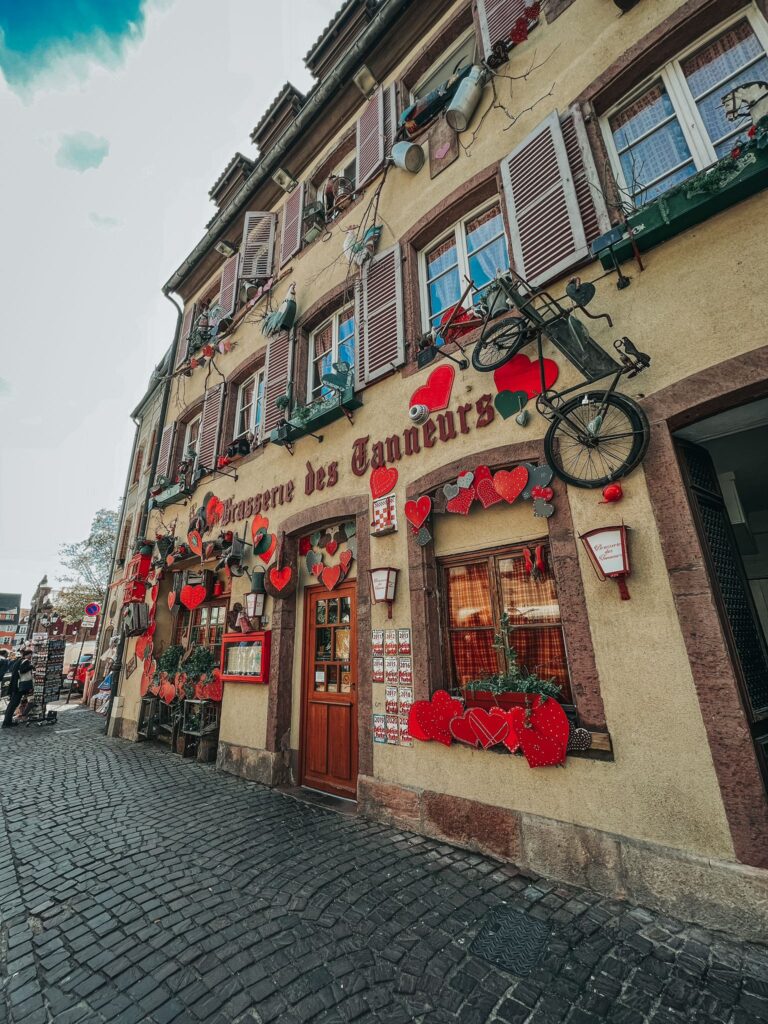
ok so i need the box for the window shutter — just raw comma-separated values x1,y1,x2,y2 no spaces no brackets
155,424,176,482
262,330,293,440
360,244,404,385
240,212,276,280
477,0,528,57
176,304,196,368
280,184,305,266
195,384,225,474
500,109,587,286
383,82,398,159
356,88,385,188
562,105,611,244
217,255,239,317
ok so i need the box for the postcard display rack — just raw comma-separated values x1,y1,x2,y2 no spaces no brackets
30,633,64,723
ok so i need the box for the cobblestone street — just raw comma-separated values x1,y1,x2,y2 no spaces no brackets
0,707,765,1024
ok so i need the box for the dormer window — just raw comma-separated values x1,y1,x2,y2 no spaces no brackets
410,29,476,103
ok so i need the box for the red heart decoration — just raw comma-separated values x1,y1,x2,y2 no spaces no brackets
408,690,464,746
146,621,156,637
150,584,159,603
404,495,431,530
409,365,454,413
311,562,323,578
180,584,207,610
140,672,151,697
449,707,510,750
494,353,558,399
205,672,224,703
493,466,528,504
168,591,176,611
321,565,342,591
251,515,270,544
159,679,176,704
258,533,277,565
473,465,492,483
187,530,203,557
340,550,353,574
476,478,503,509
206,496,225,526
299,536,312,556
509,697,570,768
531,485,554,500
326,540,339,556
446,485,475,515
269,566,292,592
370,465,399,500
136,635,149,660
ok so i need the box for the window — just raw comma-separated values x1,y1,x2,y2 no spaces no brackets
603,11,768,205
420,203,509,332
118,515,133,564
183,415,201,460
235,369,265,439
411,29,476,102
440,543,571,700
131,446,144,486
308,305,355,401
176,602,228,664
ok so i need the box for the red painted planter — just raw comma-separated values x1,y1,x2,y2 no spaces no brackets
463,690,535,710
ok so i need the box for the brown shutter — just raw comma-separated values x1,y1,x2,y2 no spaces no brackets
155,424,176,482
360,244,404,385
240,211,276,279
176,304,196,368
356,88,385,187
217,254,239,317
280,184,305,265
561,106,611,245
500,109,587,286
383,82,398,158
195,384,225,474
477,0,528,57
262,330,293,440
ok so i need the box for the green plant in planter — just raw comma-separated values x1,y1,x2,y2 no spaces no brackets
182,645,218,693
463,612,561,700
153,644,184,685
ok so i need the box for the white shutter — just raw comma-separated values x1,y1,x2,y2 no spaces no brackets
240,212,276,279
262,330,293,440
175,304,195,368
563,104,611,241
217,255,239,317
155,424,176,483
500,109,587,286
195,384,225,474
361,244,404,385
356,88,385,187
477,0,528,57
383,82,398,159
280,184,305,266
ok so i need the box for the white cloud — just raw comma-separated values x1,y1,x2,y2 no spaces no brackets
56,130,110,171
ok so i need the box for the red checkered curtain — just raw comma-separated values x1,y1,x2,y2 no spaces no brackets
445,563,497,686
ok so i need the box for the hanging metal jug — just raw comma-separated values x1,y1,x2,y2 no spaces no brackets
390,140,425,173
446,66,489,132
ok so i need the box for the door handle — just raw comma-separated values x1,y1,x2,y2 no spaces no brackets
311,700,353,707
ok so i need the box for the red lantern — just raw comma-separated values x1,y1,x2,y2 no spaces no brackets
580,525,632,600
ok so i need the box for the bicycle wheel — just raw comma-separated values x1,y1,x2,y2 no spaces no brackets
471,316,531,372
544,391,649,488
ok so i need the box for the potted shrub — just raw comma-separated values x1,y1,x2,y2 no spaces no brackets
463,612,561,710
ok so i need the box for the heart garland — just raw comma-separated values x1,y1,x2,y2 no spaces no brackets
300,520,356,586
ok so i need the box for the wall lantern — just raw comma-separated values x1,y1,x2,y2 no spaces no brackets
245,572,266,619
580,525,631,600
369,567,398,618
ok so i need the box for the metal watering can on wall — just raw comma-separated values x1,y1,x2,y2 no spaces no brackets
446,66,489,132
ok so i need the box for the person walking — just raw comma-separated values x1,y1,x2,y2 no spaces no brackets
2,648,33,728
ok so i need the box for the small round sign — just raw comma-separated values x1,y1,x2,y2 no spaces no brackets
85,602,101,616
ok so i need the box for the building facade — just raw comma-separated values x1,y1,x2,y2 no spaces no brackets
107,0,768,937
0,594,22,650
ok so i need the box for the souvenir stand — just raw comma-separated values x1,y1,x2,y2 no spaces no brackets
28,633,63,724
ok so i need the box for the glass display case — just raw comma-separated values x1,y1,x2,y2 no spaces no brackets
219,631,271,684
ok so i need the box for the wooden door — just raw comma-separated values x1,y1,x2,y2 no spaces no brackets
301,583,358,798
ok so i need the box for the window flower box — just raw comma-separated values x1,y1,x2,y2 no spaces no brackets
150,481,193,509
599,131,768,268
270,372,362,447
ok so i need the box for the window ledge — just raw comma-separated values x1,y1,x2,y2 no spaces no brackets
270,386,362,447
599,138,768,268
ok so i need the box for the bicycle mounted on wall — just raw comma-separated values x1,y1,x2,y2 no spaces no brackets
419,270,651,489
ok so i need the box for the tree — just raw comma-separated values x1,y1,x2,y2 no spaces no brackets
55,509,119,623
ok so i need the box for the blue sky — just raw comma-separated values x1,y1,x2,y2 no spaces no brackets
0,0,339,605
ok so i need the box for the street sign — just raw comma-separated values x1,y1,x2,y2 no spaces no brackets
85,602,101,617
81,615,98,629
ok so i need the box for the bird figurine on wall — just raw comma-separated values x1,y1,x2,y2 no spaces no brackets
343,223,382,269
262,282,297,337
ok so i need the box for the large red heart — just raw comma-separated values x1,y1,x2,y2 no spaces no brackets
340,550,353,574
140,672,151,698
321,565,342,591
509,697,570,767
206,496,225,526
187,530,203,557
404,495,431,530
450,707,510,750
136,635,149,660
446,485,475,515
494,353,558,399
493,466,528,504
180,584,207,610
408,690,464,746
251,515,270,545
269,566,292,592
476,478,502,509
258,533,277,565
326,540,339,556
409,365,454,413
370,465,398,500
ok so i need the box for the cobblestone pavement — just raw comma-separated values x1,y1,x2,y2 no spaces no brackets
0,707,767,1024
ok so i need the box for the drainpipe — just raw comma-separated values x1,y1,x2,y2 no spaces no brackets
105,290,184,734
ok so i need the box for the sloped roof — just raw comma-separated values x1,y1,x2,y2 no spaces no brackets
209,152,255,199
249,83,306,146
